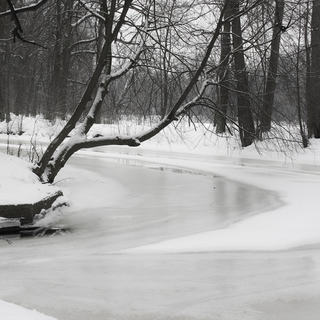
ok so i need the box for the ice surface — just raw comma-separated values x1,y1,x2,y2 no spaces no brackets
1,150,320,319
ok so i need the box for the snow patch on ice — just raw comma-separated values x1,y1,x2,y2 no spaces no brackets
0,300,57,320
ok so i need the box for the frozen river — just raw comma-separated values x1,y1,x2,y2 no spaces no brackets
1,153,320,319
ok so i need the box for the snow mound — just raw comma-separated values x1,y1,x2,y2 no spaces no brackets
0,153,60,205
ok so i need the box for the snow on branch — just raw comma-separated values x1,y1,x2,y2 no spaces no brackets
71,13,94,28
133,79,216,144
81,12,149,129
44,134,141,182
77,135,141,148
175,79,216,116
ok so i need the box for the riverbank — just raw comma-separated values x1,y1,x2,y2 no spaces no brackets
1,133,320,250
1,117,320,319
0,153,65,227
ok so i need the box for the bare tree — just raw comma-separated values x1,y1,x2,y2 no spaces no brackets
28,0,228,183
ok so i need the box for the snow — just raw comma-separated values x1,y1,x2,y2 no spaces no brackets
0,153,61,205
0,300,56,320
1,115,320,318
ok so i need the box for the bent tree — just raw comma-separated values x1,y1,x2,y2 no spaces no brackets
2,0,265,183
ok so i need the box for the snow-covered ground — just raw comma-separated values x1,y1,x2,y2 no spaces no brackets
1,115,320,319
0,153,61,205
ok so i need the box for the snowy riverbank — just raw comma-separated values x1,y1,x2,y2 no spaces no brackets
1,116,320,319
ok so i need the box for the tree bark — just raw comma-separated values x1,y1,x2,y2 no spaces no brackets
48,0,74,120
259,0,285,133
216,0,232,134
230,0,255,147
0,1,9,122
307,0,320,138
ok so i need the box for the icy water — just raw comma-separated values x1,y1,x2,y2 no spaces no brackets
1,154,320,319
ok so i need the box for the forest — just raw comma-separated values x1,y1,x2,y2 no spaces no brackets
1,4,320,318
0,0,319,182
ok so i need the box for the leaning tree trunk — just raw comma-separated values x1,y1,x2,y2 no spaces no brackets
230,0,255,147
307,0,320,138
33,0,228,183
259,0,285,134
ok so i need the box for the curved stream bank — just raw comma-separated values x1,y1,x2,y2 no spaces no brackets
58,154,282,252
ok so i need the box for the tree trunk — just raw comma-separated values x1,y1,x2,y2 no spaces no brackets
305,1,311,139
230,0,255,147
259,0,285,133
307,0,320,138
0,1,9,122
49,0,73,120
0,1,5,122
216,0,231,134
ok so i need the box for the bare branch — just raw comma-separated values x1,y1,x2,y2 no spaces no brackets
112,0,133,41
6,0,22,32
71,13,94,28
135,1,229,143
77,0,106,22
12,28,47,49
0,0,49,18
